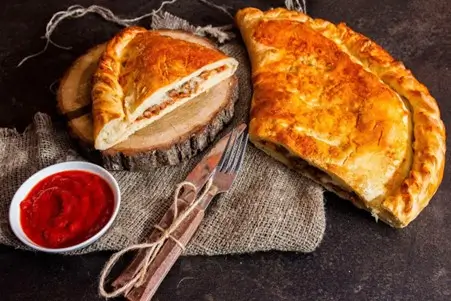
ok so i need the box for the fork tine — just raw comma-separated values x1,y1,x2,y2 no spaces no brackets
222,131,247,173
221,130,240,172
227,131,248,173
221,132,241,173
232,132,248,173
217,129,237,171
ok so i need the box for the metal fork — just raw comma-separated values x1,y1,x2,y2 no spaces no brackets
124,128,249,301
201,128,249,201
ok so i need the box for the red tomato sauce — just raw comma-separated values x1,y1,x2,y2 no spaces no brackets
20,170,115,248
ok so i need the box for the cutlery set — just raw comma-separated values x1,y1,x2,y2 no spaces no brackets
99,124,249,301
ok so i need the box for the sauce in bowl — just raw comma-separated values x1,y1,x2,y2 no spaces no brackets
19,170,115,248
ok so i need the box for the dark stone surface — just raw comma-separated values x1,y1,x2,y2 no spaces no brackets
0,0,450,300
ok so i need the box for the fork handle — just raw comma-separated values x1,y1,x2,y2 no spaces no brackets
125,192,215,301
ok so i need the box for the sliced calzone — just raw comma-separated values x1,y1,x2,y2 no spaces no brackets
92,26,239,150
235,8,446,228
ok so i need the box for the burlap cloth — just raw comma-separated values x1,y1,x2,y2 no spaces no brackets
0,10,325,255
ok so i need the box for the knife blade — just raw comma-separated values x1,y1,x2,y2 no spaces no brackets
182,123,247,197
112,123,247,289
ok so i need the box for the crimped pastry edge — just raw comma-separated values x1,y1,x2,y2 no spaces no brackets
236,7,446,228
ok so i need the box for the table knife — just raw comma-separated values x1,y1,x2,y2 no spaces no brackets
125,126,249,301
112,123,247,290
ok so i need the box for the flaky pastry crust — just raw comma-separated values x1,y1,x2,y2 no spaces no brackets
235,7,446,228
92,26,238,150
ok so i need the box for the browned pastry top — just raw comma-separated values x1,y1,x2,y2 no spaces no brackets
236,7,446,227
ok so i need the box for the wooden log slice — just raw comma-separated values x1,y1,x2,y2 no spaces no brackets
57,30,239,170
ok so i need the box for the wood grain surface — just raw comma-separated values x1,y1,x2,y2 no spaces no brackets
57,31,239,170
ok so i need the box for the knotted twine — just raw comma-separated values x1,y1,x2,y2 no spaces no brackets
99,178,213,298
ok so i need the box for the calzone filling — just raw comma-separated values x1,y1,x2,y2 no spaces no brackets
136,66,228,121
255,140,363,207
113,60,237,144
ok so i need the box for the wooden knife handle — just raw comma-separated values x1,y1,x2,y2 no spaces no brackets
125,193,213,301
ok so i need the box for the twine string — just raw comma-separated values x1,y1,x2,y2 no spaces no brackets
284,0,307,13
198,0,234,19
17,0,179,67
98,178,214,298
16,0,238,67
17,0,306,67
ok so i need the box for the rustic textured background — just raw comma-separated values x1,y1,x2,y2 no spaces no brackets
1,0,450,300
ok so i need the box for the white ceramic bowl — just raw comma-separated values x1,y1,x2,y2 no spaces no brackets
9,161,121,253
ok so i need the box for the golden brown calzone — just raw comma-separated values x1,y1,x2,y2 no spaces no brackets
235,7,446,228
92,27,238,150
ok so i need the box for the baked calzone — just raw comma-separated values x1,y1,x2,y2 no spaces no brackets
92,26,239,150
235,8,446,228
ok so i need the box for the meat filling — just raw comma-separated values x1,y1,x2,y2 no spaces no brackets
136,65,228,121
260,141,360,202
